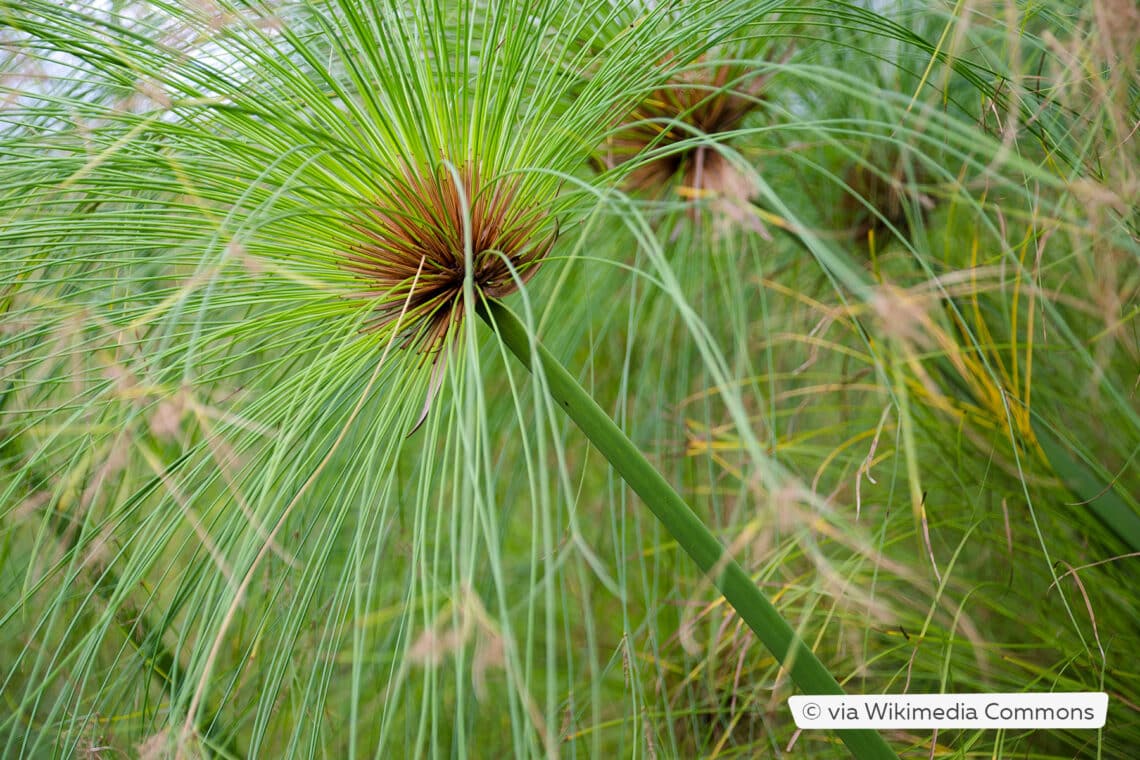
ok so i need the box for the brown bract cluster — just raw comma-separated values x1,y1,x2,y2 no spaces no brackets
598,59,774,197
345,164,556,353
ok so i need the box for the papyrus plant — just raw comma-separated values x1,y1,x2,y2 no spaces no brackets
12,1,1124,758
0,1,905,757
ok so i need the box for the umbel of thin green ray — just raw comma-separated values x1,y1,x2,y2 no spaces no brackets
592,50,788,238
596,50,786,196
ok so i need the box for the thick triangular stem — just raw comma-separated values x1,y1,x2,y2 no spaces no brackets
478,298,898,760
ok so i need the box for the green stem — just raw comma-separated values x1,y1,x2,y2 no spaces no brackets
1033,419,1140,555
479,299,897,760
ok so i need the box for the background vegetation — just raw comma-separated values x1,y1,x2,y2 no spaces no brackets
2,0,1137,757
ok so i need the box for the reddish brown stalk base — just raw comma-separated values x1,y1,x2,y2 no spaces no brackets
597,57,776,197
346,164,556,353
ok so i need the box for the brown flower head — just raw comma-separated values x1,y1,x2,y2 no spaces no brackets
598,56,779,196
345,164,556,353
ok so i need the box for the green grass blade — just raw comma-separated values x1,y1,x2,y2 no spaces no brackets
480,298,898,760
1033,421,1140,555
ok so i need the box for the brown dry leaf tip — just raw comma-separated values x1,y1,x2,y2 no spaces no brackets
598,55,781,198
345,164,557,354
